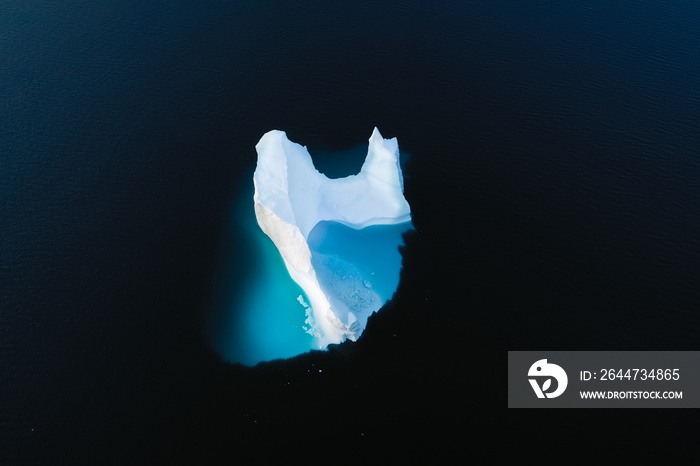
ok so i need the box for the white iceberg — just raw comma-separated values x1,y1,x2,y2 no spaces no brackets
253,128,411,348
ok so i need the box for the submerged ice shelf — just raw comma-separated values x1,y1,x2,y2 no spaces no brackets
253,128,412,349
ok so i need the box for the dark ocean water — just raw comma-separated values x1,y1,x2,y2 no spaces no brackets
2,0,700,462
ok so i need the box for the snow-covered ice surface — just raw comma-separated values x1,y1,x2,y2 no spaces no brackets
253,128,412,349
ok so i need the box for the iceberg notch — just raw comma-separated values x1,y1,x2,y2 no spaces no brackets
253,128,411,348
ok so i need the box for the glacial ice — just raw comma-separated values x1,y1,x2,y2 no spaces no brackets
253,128,411,348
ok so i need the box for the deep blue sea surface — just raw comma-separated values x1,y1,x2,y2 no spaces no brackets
2,0,700,462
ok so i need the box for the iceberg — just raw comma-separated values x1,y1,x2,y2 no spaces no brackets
253,128,412,348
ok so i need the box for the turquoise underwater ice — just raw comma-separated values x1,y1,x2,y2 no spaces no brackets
213,138,411,366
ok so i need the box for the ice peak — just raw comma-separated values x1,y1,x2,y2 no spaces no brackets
252,129,412,347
